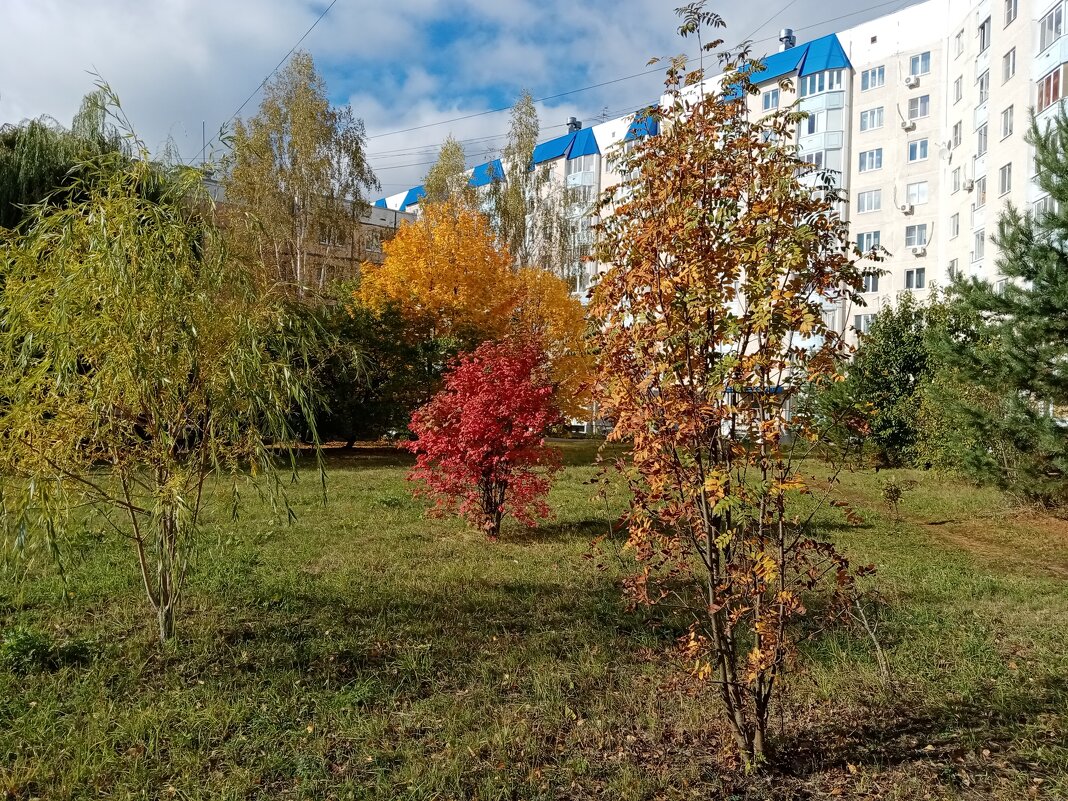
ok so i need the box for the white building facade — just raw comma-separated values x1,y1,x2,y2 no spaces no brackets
377,0,1065,342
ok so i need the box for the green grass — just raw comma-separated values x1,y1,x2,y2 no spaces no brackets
1,443,1066,799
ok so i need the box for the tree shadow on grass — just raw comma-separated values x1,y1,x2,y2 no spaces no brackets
773,673,1068,788
501,517,619,545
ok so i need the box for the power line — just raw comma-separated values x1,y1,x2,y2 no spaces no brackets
363,0,917,150
190,0,342,164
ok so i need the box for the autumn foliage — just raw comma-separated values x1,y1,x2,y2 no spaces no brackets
404,340,563,539
590,5,872,767
358,199,592,415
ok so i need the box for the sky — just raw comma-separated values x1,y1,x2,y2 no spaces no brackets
1,0,917,198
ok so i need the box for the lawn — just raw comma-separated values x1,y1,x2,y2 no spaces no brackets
1,441,1066,800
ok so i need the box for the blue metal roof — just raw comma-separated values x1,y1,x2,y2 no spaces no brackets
797,34,851,77
751,46,808,85
623,110,660,141
750,34,851,84
566,127,600,159
532,132,576,165
373,198,387,208
469,159,504,187
399,185,425,210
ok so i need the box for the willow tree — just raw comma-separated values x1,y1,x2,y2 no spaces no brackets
0,106,321,643
225,51,378,295
590,3,870,766
0,90,123,230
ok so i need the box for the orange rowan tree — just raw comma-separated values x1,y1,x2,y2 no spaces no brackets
590,5,871,767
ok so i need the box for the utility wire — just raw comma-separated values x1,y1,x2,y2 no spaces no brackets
364,0,917,148
189,0,342,164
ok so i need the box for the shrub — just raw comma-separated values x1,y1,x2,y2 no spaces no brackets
405,340,562,539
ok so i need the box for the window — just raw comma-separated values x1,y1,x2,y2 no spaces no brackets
952,121,962,148
954,29,964,57
973,229,986,261
908,95,930,119
905,224,928,247
953,76,962,103
1001,105,1014,137
858,231,881,252
1005,0,1017,25
906,181,929,205
800,69,844,97
859,107,884,131
1041,5,1063,52
951,213,960,238
854,314,874,335
863,272,880,293
1035,195,1060,220
859,148,883,172
319,224,346,246
952,167,961,192
948,258,959,279
974,175,988,207
363,229,382,254
910,51,931,76
906,268,927,289
978,16,992,53
763,88,780,110
977,70,990,104
802,151,825,168
977,123,989,155
908,139,929,162
1002,48,1016,82
860,66,885,91
1039,66,1065,112
999,162,1013,194
857,189,881,213
806,112,822,135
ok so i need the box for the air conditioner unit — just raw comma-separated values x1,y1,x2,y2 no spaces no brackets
901,119,916,131
963,179,975,191
899,203,914,214
909,245,927,256
904,75,920,88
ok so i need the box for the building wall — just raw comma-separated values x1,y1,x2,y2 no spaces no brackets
380,0,1068,335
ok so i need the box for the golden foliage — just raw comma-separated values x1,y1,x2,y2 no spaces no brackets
358,200,593,415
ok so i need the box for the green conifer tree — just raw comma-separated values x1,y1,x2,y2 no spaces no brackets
935,109,1068,506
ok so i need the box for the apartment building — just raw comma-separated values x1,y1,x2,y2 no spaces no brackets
378,0,1064,340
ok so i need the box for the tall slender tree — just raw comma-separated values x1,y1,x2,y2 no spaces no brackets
424,135,472,205
225,51,378,295
486,92,585,286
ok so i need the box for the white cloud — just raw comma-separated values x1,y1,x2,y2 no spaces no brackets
2,0,891,194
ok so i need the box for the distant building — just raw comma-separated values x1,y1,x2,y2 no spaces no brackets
379,0,1061,343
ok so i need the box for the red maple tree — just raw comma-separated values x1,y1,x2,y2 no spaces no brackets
404,340,563,539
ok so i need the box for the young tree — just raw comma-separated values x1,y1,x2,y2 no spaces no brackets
224,51,378,295
486,91,585,286
842,292,938,467
589,6,870,766
935,109,1068,507
405,341,562,539
424,134,473,206
0,105,320,643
